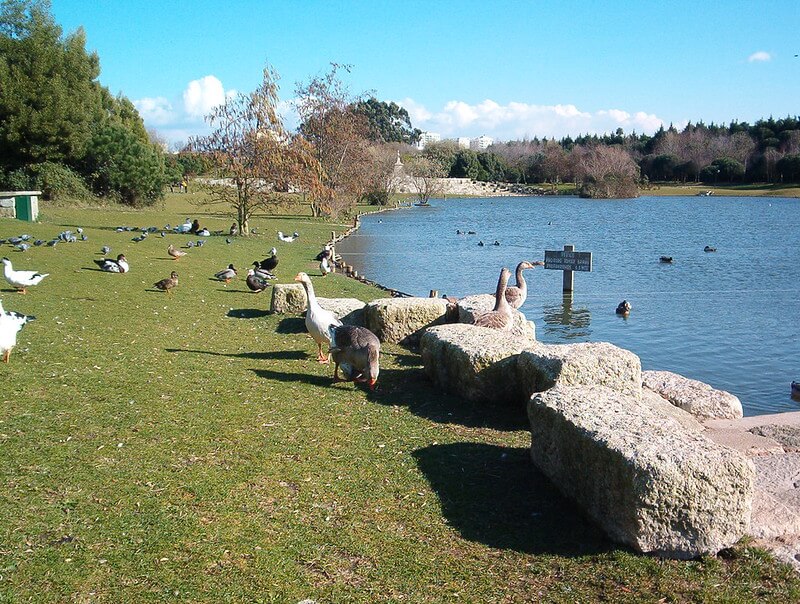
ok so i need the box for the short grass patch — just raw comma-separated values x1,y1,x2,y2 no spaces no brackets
1,193,798,602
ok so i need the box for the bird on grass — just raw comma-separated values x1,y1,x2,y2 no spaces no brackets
259,248,278,272
167,244,187,261
175,218,192,233
2,257,48,294
214,264,237,283
320,255,332,276
251,262,275,281
473,267,513,330
100,246,111,255
0,299,36,363
197,228,210,237
154,271,179,294
504,260,544,309
229,223,239,237
94,254,129,273
278,231,299,242
294,272,341,363
245,269,270,293
329,324,381,391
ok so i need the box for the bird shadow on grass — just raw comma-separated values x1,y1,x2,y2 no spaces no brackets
250,367,331,387
275,317,306,334
165,347,308,361
368,366,529,432
226,308,270,319
413,442,612,556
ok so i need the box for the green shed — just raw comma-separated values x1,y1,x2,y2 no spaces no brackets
0,190,40,221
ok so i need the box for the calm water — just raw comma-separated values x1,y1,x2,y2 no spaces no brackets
337,196,800,416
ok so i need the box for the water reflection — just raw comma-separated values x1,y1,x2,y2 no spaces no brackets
540,293,592,340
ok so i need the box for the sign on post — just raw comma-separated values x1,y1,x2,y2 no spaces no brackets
544,245,592,292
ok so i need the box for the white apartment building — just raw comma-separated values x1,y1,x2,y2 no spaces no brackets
416,131,441,150
456,137,471,149
470,135,494,150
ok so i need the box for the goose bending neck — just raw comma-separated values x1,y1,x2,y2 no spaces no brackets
493,270,511,311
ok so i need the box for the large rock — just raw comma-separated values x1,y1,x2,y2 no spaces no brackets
318,298,366,326
365,297,449,345
528,384,754,559
456,294,536,342
642,370,743,420
518,341,642,399
420,324,535,404
270,283,307,314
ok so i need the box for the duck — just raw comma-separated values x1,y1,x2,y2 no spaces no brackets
245,269,270,293
659,256,673,263
792,381,800,399
473,267,513,330
2,257,48,294
175,218,193,233
493,240,500,246
167,244,187,261
616,300,632,315
320,256,332,276
214,264,237,283
260,247,278,272
0,300,36,363
294,272,342,363
478,241,485,247
330,324,381,390
703,245,717,252
315,244,332,262
196,228,210,237
278,231,300,243
154,271,179,294
94,254,129,273
251,261,275,281
504,260,544,309
229,222,239,237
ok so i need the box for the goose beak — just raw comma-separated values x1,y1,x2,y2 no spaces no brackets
368,379,377,391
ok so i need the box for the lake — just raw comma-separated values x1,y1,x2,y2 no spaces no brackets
336,195,800,417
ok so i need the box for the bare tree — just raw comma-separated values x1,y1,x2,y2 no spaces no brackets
190,65,322,234
576,145,640,198
295,64,373,217
404,155,446,204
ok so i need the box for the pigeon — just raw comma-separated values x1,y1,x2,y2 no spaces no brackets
1,257,48,294
225,238,232,244
0,299,36,363
19,234,31,241
101,246,111,255
33,240,44,247
14,243,29,252
196,240,205,247
186,241,195,248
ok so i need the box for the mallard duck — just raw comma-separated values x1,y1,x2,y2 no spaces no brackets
294,272,342,363
94,254,129,273
330,324,381,390
251,261,275,280
616,300,632,315
474,267,513,330
0,300,35,363
659,256,673,263
1,257,48,294
245,269,269,293
792,381,800,399
260,248,278,272
214,264,237,283
154,271,179,294
278,231,299,242
168,244,187,261
504,260,544,309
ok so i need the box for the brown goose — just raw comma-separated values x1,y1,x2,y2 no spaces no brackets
330,324,381,390
504,260,544,309
474,267,513,330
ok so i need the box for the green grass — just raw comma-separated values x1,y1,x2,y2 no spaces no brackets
1,192,798,602
643,182,800,197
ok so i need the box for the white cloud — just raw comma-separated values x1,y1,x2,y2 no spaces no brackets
748,51,772,62
398,98,665,140
183,75,227,119
133,96,174,126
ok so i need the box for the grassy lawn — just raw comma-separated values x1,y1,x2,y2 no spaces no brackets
1,192,798,602
643,182,800,197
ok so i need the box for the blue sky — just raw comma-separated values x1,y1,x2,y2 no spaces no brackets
51,0,800,147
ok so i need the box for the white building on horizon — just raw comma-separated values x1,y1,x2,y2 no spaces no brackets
416,131,441,150
470,135,494,151
456,137,471,149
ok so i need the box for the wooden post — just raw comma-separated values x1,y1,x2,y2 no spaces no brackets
562,244,574,293
331,230,336,241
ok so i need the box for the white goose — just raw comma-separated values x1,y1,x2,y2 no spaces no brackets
278,231,300,243
2,257,48,294
294,272,341,362
0,299,35,362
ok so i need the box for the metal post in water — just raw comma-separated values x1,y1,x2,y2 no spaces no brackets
563,244,574,293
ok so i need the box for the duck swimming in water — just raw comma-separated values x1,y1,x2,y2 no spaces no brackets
616,300,632,315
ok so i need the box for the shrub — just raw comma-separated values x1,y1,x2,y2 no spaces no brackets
30,162,93,201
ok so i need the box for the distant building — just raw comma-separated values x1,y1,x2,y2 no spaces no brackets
416,131,441,150
457,137,471,149
470,135,494,151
